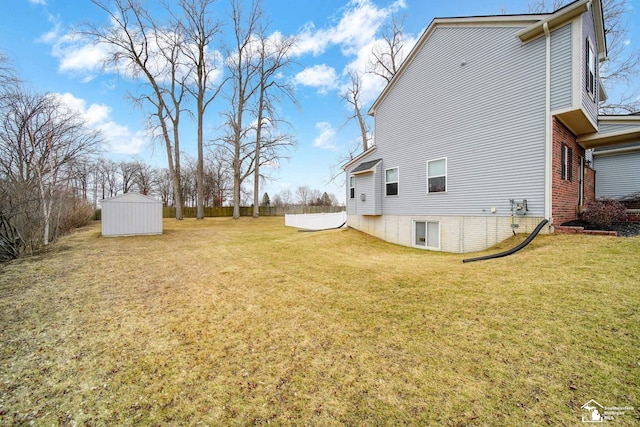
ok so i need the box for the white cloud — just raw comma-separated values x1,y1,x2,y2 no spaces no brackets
294,64,338,93
54,92,149,155
37,15,107,80
40,15,224,86
29,0,47,5
313,121,338,150
292,0,413,108
292,0,406,57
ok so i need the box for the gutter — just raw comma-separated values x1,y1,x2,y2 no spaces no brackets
544,22,553,221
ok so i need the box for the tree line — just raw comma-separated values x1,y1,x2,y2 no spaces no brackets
0,53,335,263
86,0,297,221
0,54,101,261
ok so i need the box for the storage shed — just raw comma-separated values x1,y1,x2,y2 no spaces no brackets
101,192,163,236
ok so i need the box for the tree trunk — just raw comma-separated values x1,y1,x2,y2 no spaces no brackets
196,85,205,220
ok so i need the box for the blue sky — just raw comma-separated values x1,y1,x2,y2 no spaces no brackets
1,0,638,204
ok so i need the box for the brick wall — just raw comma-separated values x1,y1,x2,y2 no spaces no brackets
552,117,595,224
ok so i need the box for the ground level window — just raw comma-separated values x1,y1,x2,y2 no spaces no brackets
414,221,440,249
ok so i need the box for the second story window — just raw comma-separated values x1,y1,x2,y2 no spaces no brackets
427,158,447,193
586,38,595,97
349,176,355,199
385,167,398,196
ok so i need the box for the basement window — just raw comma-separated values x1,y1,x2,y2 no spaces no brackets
414,221,440,250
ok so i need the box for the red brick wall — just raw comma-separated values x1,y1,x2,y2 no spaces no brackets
552,118,594,224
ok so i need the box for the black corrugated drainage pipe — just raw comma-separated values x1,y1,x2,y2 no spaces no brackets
462,219,549,263
297,222,347,232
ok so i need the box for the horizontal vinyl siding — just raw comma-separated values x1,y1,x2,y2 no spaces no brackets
373,26,546,218
550,24,572,111
354,172,375,215
374,163,383,213
597,122,640,134
594,152,640,198
581,11,599,124
102,202,162,236
347,160,383,215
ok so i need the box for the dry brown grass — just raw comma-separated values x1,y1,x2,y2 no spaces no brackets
1,217,639,425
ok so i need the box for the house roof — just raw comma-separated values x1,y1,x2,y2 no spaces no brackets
593,140,640,156
516,0,606,61
368,0,606,117
350,158,382,174
578,114,640,149
342,144,378,171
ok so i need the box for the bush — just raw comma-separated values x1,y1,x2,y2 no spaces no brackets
582,198,627,229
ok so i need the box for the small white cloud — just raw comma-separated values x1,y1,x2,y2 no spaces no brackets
37,15,108,80
294,64,338,94
54,92,149,155
29,0,47,5
313,122,338,150
105,125,150,155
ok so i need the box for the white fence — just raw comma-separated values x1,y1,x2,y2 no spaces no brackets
285,211,347,230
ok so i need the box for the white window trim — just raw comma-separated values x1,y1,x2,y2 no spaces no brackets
413,220,441,250
426,157,447,194
385,167,399,197
586,37,596,100
349,175,355,199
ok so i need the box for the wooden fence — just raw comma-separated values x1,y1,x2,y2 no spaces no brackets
162,205,345,218
94,205,345,220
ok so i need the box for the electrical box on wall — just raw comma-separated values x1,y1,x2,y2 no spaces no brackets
510,199,528,215
360,193,366,202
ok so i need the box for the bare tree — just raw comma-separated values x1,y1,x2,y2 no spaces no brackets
133,162,157,195
527,0,564,13
205,147,232,207
529,0,640,113
220,0,263,219
101,158,120,198
341,69,371,152
277,188,292,209
0,53,19,103
157,168,174,206
88,0,187,219
0,90,101,246
119,160,142,193
295,185,311,210
367,15,407,84
250,27,297,218
181,155,198,207
178,0,225,219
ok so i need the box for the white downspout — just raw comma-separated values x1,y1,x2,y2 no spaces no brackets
543,22,552,222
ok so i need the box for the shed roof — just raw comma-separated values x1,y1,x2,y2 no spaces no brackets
101,192,162,204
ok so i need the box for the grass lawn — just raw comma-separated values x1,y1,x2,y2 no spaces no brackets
1,217,639,425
